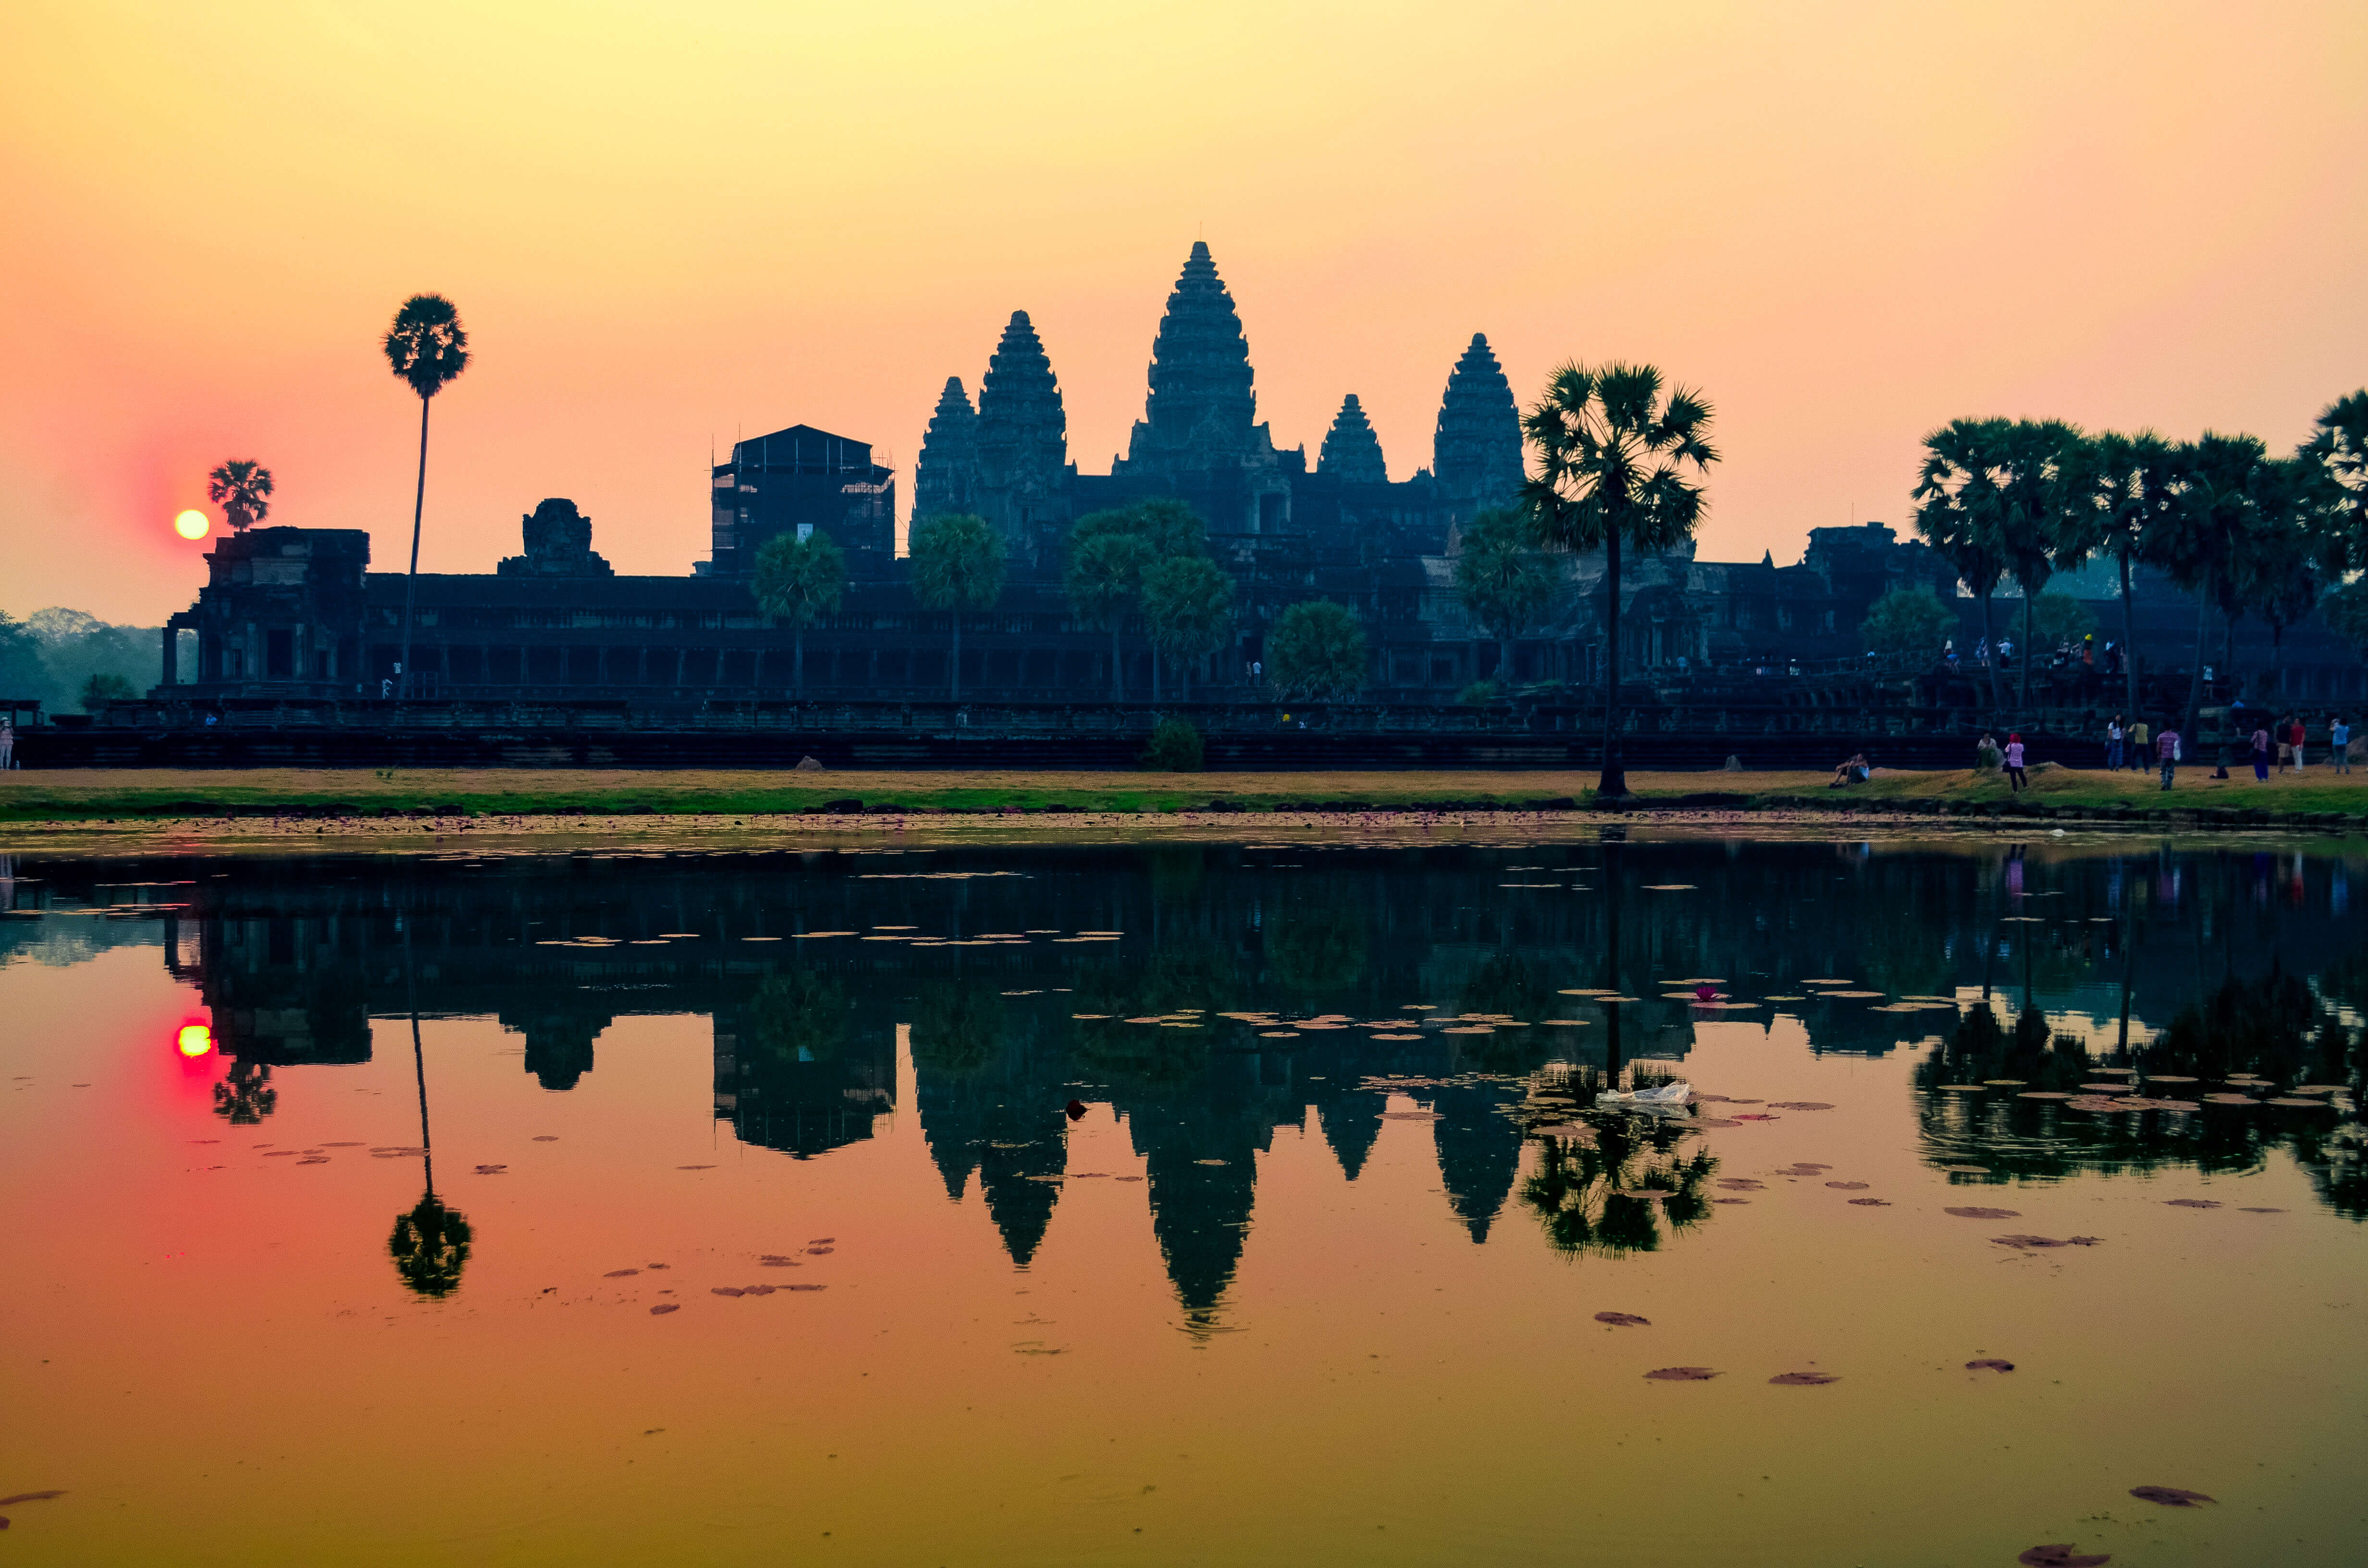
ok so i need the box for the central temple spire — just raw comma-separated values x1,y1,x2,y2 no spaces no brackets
1123,241,1268,471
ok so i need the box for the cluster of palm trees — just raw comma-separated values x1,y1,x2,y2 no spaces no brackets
1912,393,2368,743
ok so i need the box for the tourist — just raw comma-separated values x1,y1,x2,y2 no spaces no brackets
1829,752,1870,788
2158,724,2181,790
2003,733,2028,792
1975,637,1990,668
2251,721,2272,782
1944,639,1958,674
1975,732,2002,774
0,720,12,771
2332,716,2352,775
2105,714,2124,771
2127,717,2149,772
2288,715,2306,773
2083,634,2095,668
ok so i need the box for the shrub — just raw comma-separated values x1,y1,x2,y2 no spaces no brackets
1141,716,1204,772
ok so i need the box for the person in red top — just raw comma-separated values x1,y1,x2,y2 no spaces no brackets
2289,716,2307,773
2003,734,2028,792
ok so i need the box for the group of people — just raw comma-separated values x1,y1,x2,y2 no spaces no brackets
1974,732,2039,791
2243,715,2352,779
1945,636,2124,678
2097,717,2185,788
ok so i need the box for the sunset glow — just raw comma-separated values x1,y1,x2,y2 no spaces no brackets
2,1,2362,623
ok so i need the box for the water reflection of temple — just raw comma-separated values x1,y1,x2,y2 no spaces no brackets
8,834,2349,1317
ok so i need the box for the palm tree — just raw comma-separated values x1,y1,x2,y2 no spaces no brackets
1454,505,1557,689
1141,555,1233,701
2154,434,2276,743
1519,363,1716,800
382,294,470,698
908,513,1006,700
1265,600,1369,700
2052,430,2177,719
2302,390,2368,568
1063,527,1152,700
2237,470,2322,699
1981,418,2081,709
206,460,274,533
752,528,848,693
1912,418,2011,710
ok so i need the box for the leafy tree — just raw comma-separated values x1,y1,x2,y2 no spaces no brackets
1858,587,1955,658
1266,600,1369,700
908,513,1006,700
2321,578,2368,655
0,612,47,701
80,672,136,710
2301,389,2368,569
1912,420,2010,709
382,294,470,696
2054,429,2179,716
1064,528,1152,700
752,528,847,692
206,459,274,533
1141,554,1233,700
2025,591,2098,653
1124,497,1208,558
1520,362,1716,799
1454,505,1556,685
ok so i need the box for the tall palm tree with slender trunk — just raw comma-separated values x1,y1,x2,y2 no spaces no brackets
909,514,1006,700
1063,528,1151,700
1141,554,1233,701
1912,419,2011,710
752,528,848,693
382,294,470,698
206,460,274,533
1520,363,1716,800
2154,433,2274,745
2053,430,2177,721
1980,419,2081,710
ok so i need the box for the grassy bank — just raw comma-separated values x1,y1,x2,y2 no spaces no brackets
1,763,2365,826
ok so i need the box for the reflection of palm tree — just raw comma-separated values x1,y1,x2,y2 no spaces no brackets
389,998,471,1297
745,971,849,1064
211,1059,277,1124
1520,1115,1716,1258
911,985,1005,1075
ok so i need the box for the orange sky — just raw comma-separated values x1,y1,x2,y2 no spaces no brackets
3,0,2363,625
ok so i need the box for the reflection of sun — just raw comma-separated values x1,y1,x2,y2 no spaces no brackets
173,509,210,540
176,1023,212,1057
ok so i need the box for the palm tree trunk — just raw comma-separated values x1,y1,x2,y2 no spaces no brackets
2120,551,2137,720
950,611,962,701
1152,643,1161,704
794,625,805,694
1600,529,1626,797
1501,633,1515,689
2180,589,2211,748
1110,624,1123,702
1979,590,2001,710
398,394,430,699
2019,587,2033,711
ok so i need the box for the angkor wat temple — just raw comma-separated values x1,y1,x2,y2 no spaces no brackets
145,240,2363,712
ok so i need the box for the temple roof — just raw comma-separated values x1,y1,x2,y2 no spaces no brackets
913,376,979,520
974,312,1068,491
1318,394,1388,484
1125,241,1264,470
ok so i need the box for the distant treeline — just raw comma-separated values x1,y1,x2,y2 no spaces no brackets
0,609,179,713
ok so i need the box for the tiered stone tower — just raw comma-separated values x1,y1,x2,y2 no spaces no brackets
911,377,979,522
971,311,1071,558
1120,242,1278,477
1432,333,1524,507
1318,394,1388,483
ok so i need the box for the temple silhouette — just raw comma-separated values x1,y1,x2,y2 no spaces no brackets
142,240,2362,713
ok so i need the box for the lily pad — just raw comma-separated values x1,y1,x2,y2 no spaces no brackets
1965,1358,2015,1372
2019,1547,2110,1567
649,1303,680,1315
1594,1311,1651,1327
2163,1199,2221,1209
2128,1486,2214,1507
1643,1366,1718,1381
1768,1371,1839,1385
1825,1181,1871,1190
1847,1198,1892,1206
1944,1206,2020,1219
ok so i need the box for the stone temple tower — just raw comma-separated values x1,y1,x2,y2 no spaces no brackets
912,376,979,523
1318,394,1388,484
1432,333,1524,508
1122,241,1277,475
971,311,1070,559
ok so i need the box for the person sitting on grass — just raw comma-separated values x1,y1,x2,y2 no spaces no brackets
1828,752,1870,788
1974,733,2002,774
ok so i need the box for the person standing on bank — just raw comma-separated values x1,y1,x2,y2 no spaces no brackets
2105,714,2124,772
2333,716,2352,775
2289,715,2307,773
2158,723,2181,790
2004,733,2028,792
0,720,12,771
2128,717,2149,772
2252,722,2273,782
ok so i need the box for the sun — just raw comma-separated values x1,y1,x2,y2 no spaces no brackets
174,509,210,540
176,1023,213,1058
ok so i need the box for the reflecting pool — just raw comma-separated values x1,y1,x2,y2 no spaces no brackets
0,829,2362,1566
